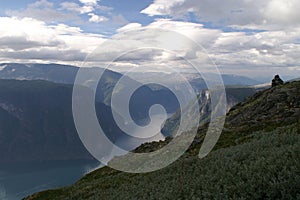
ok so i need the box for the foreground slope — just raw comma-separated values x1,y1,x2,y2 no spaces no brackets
25,81,300,200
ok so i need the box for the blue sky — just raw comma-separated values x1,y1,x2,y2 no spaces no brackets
0,0,154,35
0,0,299,79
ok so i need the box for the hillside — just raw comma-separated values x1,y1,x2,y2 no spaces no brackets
162,86,258,137
25,81,300,200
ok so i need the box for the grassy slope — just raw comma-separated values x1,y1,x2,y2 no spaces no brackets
25,82,300,200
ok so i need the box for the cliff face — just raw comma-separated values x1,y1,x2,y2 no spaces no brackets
162,86,257,137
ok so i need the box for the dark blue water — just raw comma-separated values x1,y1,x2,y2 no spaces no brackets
0,160,101,200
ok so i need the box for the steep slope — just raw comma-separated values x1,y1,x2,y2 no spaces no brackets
25,81,300,200
0,79,127,163
217,80,300,148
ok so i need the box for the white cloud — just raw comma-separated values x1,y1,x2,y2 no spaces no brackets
264,0,300,25
1,10,300,78
0,17,106,63
88,13,109,23
60,2,94,14
147,19,221,47
141,0,300,30
117,23,142,32
29,0,53,8
79,0,99,6
141,0,185,16
81,19,300,77
6,0,79,23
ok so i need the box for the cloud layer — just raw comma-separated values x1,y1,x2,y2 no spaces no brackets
0,17,105,63
142,0,300,30
0,0,299,78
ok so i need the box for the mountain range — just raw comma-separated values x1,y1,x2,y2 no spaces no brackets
0,79,182,163
0,63,275,164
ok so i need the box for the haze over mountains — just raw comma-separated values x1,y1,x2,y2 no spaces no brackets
0,63,266,164
0,79,179,163
0,63,263,88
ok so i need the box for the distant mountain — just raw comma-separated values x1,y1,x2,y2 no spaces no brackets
0,63,180,117
0,79,170,163
221,74,262,86
126,71,262,94
0,63,78,84
25,81,300,200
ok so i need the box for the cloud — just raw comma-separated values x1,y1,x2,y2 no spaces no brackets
6,0,110,26
30,0,53,8
117,23,142,32
88,13,109,23
0,17,106,63
81,19,300,77
86,19,221,70
112,14,129,25
141,0,300,30
6,0,79,23
141,0,185,17
1,9,300,78
98,5,114,12
79,0,99,6
0,36,60,50
60,2,94,14
147,19,221,48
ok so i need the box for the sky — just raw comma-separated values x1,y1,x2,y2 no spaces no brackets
0,0,300,79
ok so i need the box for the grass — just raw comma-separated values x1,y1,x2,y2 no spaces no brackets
25,123,300,200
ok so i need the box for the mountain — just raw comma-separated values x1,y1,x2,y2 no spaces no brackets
221,74,262,86
0,63,181,117
126,72,262,94
0,63,78,84
0,79,151,163
25,81,300,199
0,79,100,163
161,86,258,136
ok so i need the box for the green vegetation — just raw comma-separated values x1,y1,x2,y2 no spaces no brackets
25,81,300,200
25,124,300,200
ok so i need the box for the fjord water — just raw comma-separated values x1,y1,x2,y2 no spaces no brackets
0,160,100,200
0,111,168,200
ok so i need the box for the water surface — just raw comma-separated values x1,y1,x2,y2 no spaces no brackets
0,160,100,200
